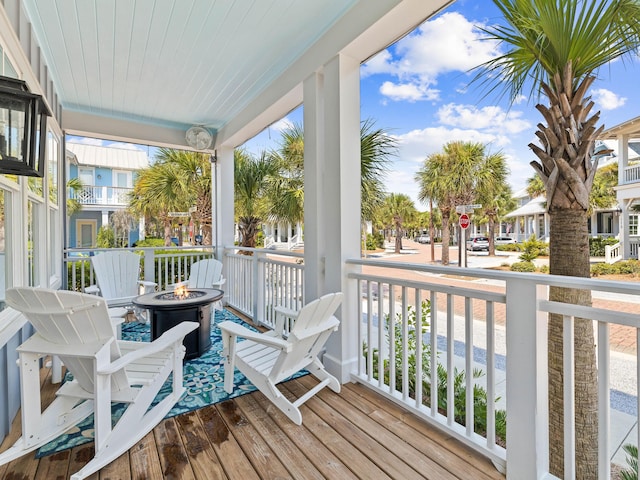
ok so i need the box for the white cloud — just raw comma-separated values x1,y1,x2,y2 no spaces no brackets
379,81,439,102
361,12,501,102
591,88,626,110
72,136,104,146
436,103,532,135
270,116,294,132
106,142,146,151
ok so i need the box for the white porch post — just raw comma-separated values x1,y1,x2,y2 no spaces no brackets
215,147,235,264
505,280,549,478
304,54,361,383
618,135,630,259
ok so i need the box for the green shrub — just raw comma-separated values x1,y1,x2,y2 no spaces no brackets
621,444,638,480
518,235,547,262
134,237,165,247
589,236,619,257
496,243,520,252
591,260,640,277
96,226,115,248
66,259,92,292
538,264,549,274
510,261,536,272
364,231,385,250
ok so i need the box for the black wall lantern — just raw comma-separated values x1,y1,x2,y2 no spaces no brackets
0,75,51,177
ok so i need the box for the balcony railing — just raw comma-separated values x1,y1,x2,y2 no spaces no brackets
623,163,640,184
67,185,132,206
1,245,639,478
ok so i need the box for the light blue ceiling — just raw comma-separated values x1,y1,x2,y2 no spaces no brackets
22,0,358,133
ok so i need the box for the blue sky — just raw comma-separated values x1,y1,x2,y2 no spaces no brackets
244,1,640,208
73,1,640,210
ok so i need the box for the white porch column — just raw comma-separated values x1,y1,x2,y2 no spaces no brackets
101,210,109,227
215,147,235,262
306,53,361,383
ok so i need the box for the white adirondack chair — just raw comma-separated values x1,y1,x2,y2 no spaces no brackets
85,250,157,308
171,258,225,309
219,292,343,425
0,287,197,480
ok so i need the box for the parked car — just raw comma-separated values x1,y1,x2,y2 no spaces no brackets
466,236,489,251
495,236,517,245
415,234,431,244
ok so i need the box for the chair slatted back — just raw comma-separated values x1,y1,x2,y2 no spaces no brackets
187,259,223,288
6,287,130,394
273,292,342,381
91,251,141,303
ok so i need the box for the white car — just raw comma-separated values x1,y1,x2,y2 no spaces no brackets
495,236,517,245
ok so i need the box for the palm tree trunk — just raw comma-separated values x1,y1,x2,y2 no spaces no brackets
441,212,451,265
548,208,597,479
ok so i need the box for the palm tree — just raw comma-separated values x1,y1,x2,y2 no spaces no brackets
66,178,84,217
415,152,455,264
415,141,505,264
265,119,394,250
380,193,417,253
476,1,640,476
130,158,185,246
131,149,212,246
234,150,278,250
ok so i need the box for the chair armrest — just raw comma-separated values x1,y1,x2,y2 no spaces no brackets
138,280,157,294
274,305,299,319
85,284,100,295
100,321,199,374
167,281,188,290
212,278,226,287
218,321,291,351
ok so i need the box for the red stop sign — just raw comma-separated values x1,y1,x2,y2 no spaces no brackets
459,213,470,229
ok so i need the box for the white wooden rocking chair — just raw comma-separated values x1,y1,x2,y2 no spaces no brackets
219,292,343,425
0,287,197,480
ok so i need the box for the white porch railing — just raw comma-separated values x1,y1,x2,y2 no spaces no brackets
65,246,216,292
347,258,640,479
605,242,622,264
623,164,640,184
68,185,133,206
223,246,304,328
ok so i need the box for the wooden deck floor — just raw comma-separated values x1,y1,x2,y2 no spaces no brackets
0,369,504,480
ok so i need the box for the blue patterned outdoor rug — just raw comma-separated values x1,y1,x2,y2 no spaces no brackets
36,309,292,458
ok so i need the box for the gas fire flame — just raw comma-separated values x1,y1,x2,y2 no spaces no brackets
174,284,188,300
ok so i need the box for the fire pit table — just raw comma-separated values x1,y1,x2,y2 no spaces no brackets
133,288,223,360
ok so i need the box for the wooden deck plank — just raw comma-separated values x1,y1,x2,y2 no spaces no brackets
174,410,228,480
196,405,261,480
295,376,460,480
97,447,131,480
276,381,394,480
233,393,326,480
245,387,361,480
0,368,506,480
216,399,294,479
347,381,505,479
34,450,70,479
153,417,196,480
286,378,436,480
129,431,164,479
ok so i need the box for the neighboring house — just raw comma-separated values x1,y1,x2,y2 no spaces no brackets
262,221,304,250
66,143,149,248
505,156,621,245
600,118,640,260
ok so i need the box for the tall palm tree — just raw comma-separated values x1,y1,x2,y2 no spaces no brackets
265,119,394,250
130,158,185,246
415,141,505,264
234,150,278,250
476,1,640,476
380,193,417,253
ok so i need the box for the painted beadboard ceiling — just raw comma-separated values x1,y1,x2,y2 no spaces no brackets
22,0,358,135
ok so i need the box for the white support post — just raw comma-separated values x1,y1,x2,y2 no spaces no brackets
505,280,549,479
